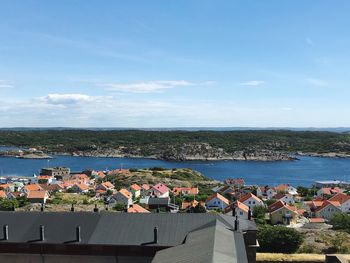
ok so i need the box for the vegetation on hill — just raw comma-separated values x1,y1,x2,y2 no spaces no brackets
0,130,349,160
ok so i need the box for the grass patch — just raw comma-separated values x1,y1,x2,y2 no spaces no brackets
257,253,350,262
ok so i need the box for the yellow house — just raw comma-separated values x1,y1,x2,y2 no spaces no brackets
268,200,299,225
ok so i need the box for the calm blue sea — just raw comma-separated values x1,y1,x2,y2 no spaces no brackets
0,152,350,187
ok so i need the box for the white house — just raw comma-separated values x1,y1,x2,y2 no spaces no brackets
315,200,342,221
239,193,264,209
266,187,277,200
273,193,295,205
329,193,350,213
111,189,133,208
224,201,250,219
206,193,230,211
148,183,169,198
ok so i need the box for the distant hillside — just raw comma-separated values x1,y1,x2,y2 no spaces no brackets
0,130,350,161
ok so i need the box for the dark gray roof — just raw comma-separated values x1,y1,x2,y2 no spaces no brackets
0,212,255,263
147,197,170,206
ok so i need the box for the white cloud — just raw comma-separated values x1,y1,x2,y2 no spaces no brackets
100,80,195,93
306,37,314,46
39,94,94,105
0,80,13,89
306,78,327,87
239,80,265,86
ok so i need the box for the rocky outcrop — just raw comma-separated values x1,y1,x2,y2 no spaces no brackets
69,143,296,161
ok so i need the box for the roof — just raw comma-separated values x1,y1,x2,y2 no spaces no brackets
181,200,199,210
127,204,150,213
329,193,350,204
27,190,48,199
102,181,114,189
206,193,230,205
119,188,132,199
319,187,343,195
148,197,170,206
315,200,341,212
142,184,151,191
74,183,89,191
24,184,42,192
172,187,199,196
275,184,289,192
0,212,254,263
309,218,325,223
268,200,297,214
130,183,142,191
0,190,6,198
239,193,262,204
97,171,106,179
152,183,169,195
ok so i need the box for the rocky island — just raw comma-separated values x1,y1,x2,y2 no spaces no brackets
0,129,349,161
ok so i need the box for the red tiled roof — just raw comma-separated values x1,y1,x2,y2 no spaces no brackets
102,181,114,189
315,200,341,212
142,184,150,191
152,183,169,195
0,190,6,198
268,200,297,213
239,193,262,204
24,184,42,192
119,189,132,199
130,184,141,191
206,193,230,205
127,204,150,213
309,218,325,223
329,193,350,204
319,187,343,195
27,190,48,199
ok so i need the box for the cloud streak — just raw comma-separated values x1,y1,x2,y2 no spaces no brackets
239,80,265,86
0,80,13,89
100,80,196,93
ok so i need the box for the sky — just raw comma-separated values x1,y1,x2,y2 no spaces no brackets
1,1,350,128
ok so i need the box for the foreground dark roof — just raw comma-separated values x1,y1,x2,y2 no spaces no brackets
0,212,255,263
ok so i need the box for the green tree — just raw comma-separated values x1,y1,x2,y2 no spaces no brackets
257,225,304,253
0,199,19,211
330,213,350,233
113,203,125,211
253,205,267,225
193,204,206,213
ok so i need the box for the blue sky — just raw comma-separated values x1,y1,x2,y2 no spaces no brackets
1,1,350,127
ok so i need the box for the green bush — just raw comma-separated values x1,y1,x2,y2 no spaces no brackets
0,199,19,211
257,225,304,253
113,203,125,211
330,213,350,233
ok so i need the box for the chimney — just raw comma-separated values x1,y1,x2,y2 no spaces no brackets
154,227,158,244
39,225,45,241
76,226,81,242
3,225,8,240
93,204,99,213
248,206,252,220
234,216,239,231
231,203,236,217
71,204,75,212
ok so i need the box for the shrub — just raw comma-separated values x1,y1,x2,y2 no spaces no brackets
257,225,304,253
113,203,125,211
330,213,350,233
0,199,19,211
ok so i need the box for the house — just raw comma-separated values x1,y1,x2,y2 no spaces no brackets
27,190,49,204
148,183,169,198
96,171,106,179
7,192,24,200
304,198,325,217
112,189,133,208
239,193,264,209
172,187,199,196
225,201,250,220
36,175,55,184
329,193,350,213
224,178,245,188
315,180,350,189
317,187,343,197
70,183,90,193
206,193,230,211
272,193,295,205
181,200,199,211
38,183,64,194
23,184,42,194
96,182,115,192
130,183,142,199
127,204,150,213
275,184,298,195
70,174,90,184
266,187,277,200
315,200,342,221
268,200,298,225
